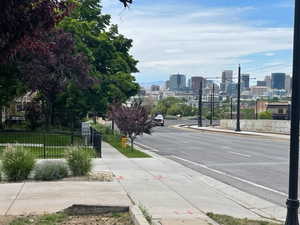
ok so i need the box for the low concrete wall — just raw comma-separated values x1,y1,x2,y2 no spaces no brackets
220,119,291,134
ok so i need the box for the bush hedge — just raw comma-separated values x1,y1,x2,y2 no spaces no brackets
34,161,69,181
2,145,36,181
65,147,93,176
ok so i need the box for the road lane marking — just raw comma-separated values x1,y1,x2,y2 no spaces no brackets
135,142,159,152
228,151,251,158
171,155,287,197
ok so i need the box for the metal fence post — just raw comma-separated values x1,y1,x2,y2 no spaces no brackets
90,127,93,145
43,131,46,159
93,130,102,158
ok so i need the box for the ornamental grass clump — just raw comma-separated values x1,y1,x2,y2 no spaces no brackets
34,161,69,181
2,145,36,181
65,147,93,176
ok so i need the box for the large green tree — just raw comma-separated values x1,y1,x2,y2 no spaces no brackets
58,0,139,117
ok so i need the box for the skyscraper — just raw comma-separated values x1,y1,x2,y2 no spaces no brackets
221,70,233,93
241,74,250,90
257,81,267,86
271,73,286,89
169,74,186,91
191,76,205,93
264,75,272,88
285,75,292,93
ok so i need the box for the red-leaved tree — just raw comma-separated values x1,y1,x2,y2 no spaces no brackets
0,0,72,62
110,102,154,150
17,29,93,126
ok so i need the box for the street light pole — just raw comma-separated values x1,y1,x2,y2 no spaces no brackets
210,84,215,126
230,97,233,119
285,0,300,224
198,79,203,127
236,65,241,132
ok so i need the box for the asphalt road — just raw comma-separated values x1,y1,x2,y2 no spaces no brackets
136,120,290,207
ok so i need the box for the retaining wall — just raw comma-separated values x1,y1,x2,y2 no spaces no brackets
220,119,291,134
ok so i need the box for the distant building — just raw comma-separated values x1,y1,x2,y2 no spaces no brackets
267,102,291,120
169,74,186,91
264,75,272,88
271,73,286,89
187,78,191,89
285,75,292,93
241,74,250,90
221,70,233,92
191,76,205,93
257,81,266,86
226,83,237,97
165,80,170,90
151,85,160,92
255,101,268,114
251,86,269,97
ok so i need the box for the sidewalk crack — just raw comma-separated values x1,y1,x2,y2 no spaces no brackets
5,182,26,215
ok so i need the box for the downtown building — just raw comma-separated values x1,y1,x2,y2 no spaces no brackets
271,73,286,89
169,74,186,91
221,70,233,94
190,76,206,93
241,74,250,91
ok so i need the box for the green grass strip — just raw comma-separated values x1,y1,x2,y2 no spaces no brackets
207,213,281,225
93,124,151,158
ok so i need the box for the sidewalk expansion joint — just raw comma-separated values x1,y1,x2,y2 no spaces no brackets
5,182,26,215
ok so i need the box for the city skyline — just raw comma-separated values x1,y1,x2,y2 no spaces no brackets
103,0,293,83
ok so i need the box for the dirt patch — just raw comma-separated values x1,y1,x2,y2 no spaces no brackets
0,212,134,225
62,213,133,225
0,216,15,225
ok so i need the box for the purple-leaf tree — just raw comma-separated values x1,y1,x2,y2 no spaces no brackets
110,102,154,150
0,0,72,62
17,29,93,126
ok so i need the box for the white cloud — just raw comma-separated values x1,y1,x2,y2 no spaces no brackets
264,52,276,56
102,2,293,82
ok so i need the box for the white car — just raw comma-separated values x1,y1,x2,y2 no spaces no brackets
154,114,165,126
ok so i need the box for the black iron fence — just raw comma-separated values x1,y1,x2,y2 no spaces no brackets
0,126,102,159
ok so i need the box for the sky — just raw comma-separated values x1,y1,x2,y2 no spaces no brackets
102,0,294,84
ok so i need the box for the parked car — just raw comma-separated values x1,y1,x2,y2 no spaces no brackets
154,114,164,126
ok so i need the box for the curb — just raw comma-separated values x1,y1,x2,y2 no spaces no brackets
176,124,290,140
130,205,151,225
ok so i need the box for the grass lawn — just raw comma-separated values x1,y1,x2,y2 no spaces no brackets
0,146,95,159
0,132,83,146
207,213,281,225
1,212,133,225
93,124,151,158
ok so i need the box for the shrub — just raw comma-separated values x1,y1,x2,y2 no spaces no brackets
34,161,69,181
2,145,36,181
65,147,93,176
259,111,273,120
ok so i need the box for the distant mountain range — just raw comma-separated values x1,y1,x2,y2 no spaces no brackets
139,80,165,89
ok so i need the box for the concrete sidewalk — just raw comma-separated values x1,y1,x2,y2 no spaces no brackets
179,124,290,140
0,142,287,224
100,142,286,223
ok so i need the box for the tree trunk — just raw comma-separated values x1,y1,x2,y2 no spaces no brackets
112,119,115,134
130,137,134,151
0,105,3,130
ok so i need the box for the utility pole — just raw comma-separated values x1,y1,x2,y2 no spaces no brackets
210,84,215,126
198,79,203,127
236,65,241,132
255,99,258,120
230,97,233,119
285,0,300,224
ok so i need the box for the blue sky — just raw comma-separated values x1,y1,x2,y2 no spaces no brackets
102,0,294,83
